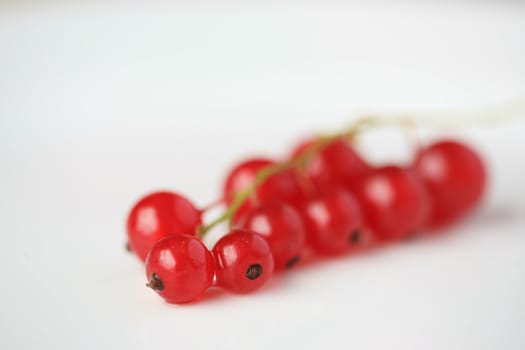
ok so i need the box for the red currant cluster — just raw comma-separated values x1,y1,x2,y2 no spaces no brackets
126,123,486,304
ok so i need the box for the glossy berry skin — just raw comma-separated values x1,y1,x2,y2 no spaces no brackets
223,158,305,223
291,137,370,194
145,234,214,304
349,166,430,241
414,140,486,227
242,201,306,270
213,229,274,294
127,191,202,261
300,189,365,255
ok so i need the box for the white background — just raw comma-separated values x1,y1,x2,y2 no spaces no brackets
1,2,525,349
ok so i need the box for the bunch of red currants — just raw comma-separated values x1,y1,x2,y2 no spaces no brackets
126,130,486,304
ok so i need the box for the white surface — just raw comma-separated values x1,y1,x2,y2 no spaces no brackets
1,2,525,350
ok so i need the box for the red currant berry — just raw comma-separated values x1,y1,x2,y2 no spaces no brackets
242,201,306,270
290,137,369,194
127,191,202,261
300,189,366,255
223,158,305,223
414,140,487,227
213,229,274,294
349,166,430,241
145,234,214,304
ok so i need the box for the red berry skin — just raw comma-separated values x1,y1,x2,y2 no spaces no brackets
300,189,366,255
127,191,202,261
223,158,305,223
145,234,214,304
242,201,306,270
349,166,431,241
291,138,370,194
414,140,487,227
213,229,274,294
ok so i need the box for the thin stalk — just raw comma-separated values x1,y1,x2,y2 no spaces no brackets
197,117,372,238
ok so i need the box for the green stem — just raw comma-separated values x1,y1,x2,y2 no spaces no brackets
198,97,525,237
197,117,373,238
